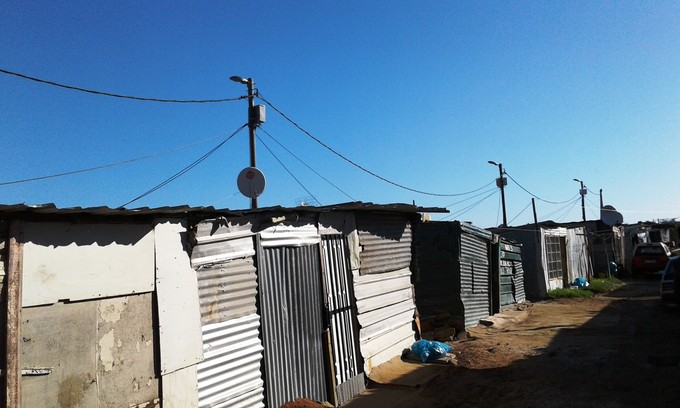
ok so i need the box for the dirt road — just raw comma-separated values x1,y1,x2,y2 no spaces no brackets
343,279,680,408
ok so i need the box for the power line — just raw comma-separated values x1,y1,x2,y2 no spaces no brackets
540,197,581,222
256,134,322,206
508,200,533,225
0,68,244,103
257,92,496,198
504,171,580,204
119,124,247,208
0,133,230,186
258,127,356,201
443,185,498,208
440,189,498,221
554,198,582,222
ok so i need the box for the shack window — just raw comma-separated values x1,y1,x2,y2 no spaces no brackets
545,236,563,280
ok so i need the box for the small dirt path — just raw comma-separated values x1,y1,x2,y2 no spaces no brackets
343,279,680,408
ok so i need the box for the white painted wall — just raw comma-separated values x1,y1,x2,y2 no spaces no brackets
22,222,155,307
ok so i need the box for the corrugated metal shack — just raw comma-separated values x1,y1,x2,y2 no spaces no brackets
497,238,526,308
493,223,593,300
189,203,444,407
0,204,241,408
413,221,505,335
1,202,444,408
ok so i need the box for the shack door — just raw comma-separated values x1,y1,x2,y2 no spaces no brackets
320,235,364,406
259,244,328,408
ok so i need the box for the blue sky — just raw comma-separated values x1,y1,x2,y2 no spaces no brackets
2,1,679,227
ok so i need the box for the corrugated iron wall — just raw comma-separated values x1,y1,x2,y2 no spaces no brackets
355,213,412,274
412,222,464,326
320,235,364,406
354,213,417,374
459,231,491,328
259,244,327,408
192,218,265,408
500,241,525,307
197,315,264,408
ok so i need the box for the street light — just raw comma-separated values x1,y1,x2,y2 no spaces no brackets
573,178,587,222
231,75,259,209
488,161,507,227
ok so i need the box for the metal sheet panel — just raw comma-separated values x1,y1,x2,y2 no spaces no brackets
191,219,265,408
500,241,526,306
195,258,258,325
259,214,321,248
320,235,364,405
412,222,463,326
22,222,155,307
197,314,265,408
355,213,412,275
259,244,327,408
459,232,491,328
353,268,416,374
191,217,256,267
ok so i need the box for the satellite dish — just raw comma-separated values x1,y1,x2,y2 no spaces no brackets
237,167,266,199
601,205,624,226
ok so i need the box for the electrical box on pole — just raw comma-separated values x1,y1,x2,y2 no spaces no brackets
249,105,266,125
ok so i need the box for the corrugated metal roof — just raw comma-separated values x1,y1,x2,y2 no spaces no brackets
0,203,243,219
0,202,445,222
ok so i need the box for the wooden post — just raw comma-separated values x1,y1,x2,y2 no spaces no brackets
6,220,23,408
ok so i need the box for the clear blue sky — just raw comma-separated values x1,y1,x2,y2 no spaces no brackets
2,1,679,227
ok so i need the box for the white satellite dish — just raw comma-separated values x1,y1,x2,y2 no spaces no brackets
601,205,624,226
237,167,266,199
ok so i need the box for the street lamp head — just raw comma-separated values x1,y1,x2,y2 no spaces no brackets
488,160,498,166
230,75,248,84
573,178,581,183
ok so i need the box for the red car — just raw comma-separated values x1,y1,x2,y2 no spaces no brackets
632,243,671,277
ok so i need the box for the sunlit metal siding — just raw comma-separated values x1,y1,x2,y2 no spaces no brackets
353,268,416,373
195,258,258,325
259,244,327,408
259,213,321,248
320,235,364,406
197,315,265,408
191,217,257,267
191,218,265,408
355,213,413,275
459,230,491,328
192,219,258,325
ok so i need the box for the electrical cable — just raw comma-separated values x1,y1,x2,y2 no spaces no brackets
538,197,581,221
257,92,495,197
256,134,322,206
258,127,356,201
119,124,247,208
554,198,582,222
0,68,244,103
496,191,502,227
439,189,499,221
504,171,579,204
0,133,230,186
441,182,497,208
508,200,533,225
585,196,601,219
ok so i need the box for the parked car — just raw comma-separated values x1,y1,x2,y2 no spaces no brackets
631,242,671,277
660,256,678,305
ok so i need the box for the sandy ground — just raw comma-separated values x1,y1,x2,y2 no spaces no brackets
342,279,680,408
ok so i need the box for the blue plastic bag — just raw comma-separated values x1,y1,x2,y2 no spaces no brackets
572,277,589,288
411,340,453,363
